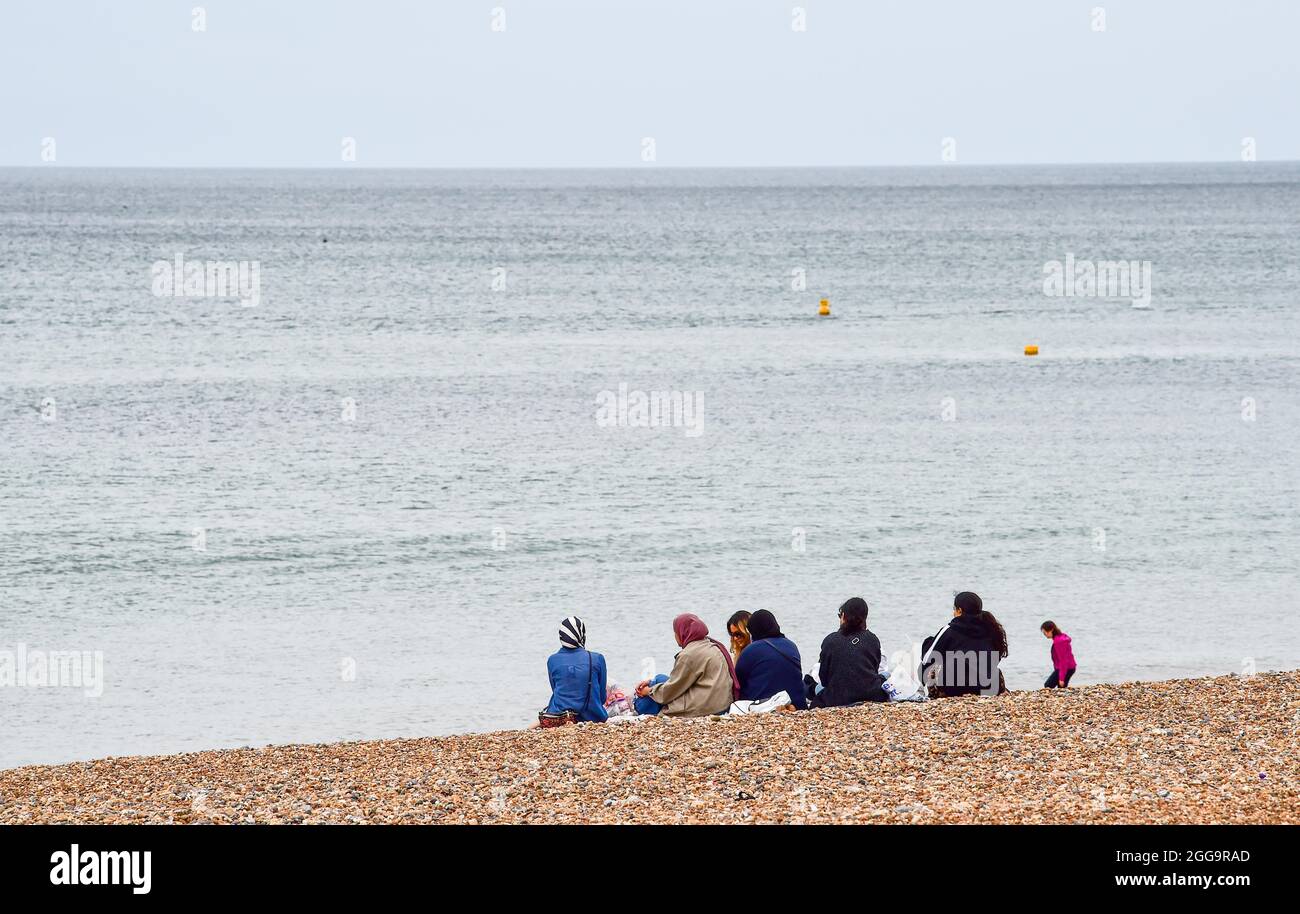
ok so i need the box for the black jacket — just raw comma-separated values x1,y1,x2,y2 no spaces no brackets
921,614,1006,697
814,628,886,706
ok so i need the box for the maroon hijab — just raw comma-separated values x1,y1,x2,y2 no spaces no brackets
672,613,740,700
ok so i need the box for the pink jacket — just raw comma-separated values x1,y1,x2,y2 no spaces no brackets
1051,633,1076,678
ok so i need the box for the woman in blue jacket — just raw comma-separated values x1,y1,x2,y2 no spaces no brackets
733,610,807,710
541,616,608,725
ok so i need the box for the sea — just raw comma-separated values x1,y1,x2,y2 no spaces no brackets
2,163,1297,769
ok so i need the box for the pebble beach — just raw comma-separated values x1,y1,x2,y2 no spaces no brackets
2,671,1296,825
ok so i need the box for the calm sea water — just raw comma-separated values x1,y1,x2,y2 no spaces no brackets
2,164,1298,769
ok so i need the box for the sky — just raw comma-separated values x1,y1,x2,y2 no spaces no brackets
1,0,1296,167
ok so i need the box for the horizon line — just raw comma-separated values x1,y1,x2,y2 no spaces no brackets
2,159,1297,171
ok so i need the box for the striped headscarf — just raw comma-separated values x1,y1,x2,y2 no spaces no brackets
559,616,587,650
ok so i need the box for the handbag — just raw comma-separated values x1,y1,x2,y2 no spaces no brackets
538,709,579,728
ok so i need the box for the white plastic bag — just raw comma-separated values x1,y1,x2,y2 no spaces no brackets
880,629,951,702
603,682,639,718
728,690,791,715
881,660,925,702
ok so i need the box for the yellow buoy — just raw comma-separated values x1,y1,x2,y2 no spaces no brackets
818,298,831,316
1024,345,1039,356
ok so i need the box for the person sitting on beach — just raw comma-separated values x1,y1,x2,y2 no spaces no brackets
634,613,740,717
726,610,752,664
1040,620,1077,689
538,616,608,727
921,592,1009,697
734,609,807,710
809,597,888,707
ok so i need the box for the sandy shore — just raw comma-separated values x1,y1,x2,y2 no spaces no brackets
2,671,1296,824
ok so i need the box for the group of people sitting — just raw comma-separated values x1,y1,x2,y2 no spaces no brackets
536,592,1078,726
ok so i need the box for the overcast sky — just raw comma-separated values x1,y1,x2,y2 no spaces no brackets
1,1,1296,167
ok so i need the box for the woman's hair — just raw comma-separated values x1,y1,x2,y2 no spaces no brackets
726,611,751,661
837,597,868,634
954,591,1008,658
1041,620,1061,637
726,610,751,634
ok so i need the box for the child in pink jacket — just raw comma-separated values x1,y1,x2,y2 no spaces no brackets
1040,621,1076,688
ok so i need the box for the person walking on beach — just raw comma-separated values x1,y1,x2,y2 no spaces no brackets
734,610,807,710
921,592,1009,697
635,613,740,717
809,597,888,707
726,610,752,664
1040,620,1077,688
538,616,609,727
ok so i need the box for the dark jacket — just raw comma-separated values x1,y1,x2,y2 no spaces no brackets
815,628,886,707
545,648,608,722
921,615,1006,697
735,635,808,710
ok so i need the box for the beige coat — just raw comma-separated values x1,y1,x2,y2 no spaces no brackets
649,639,734,717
